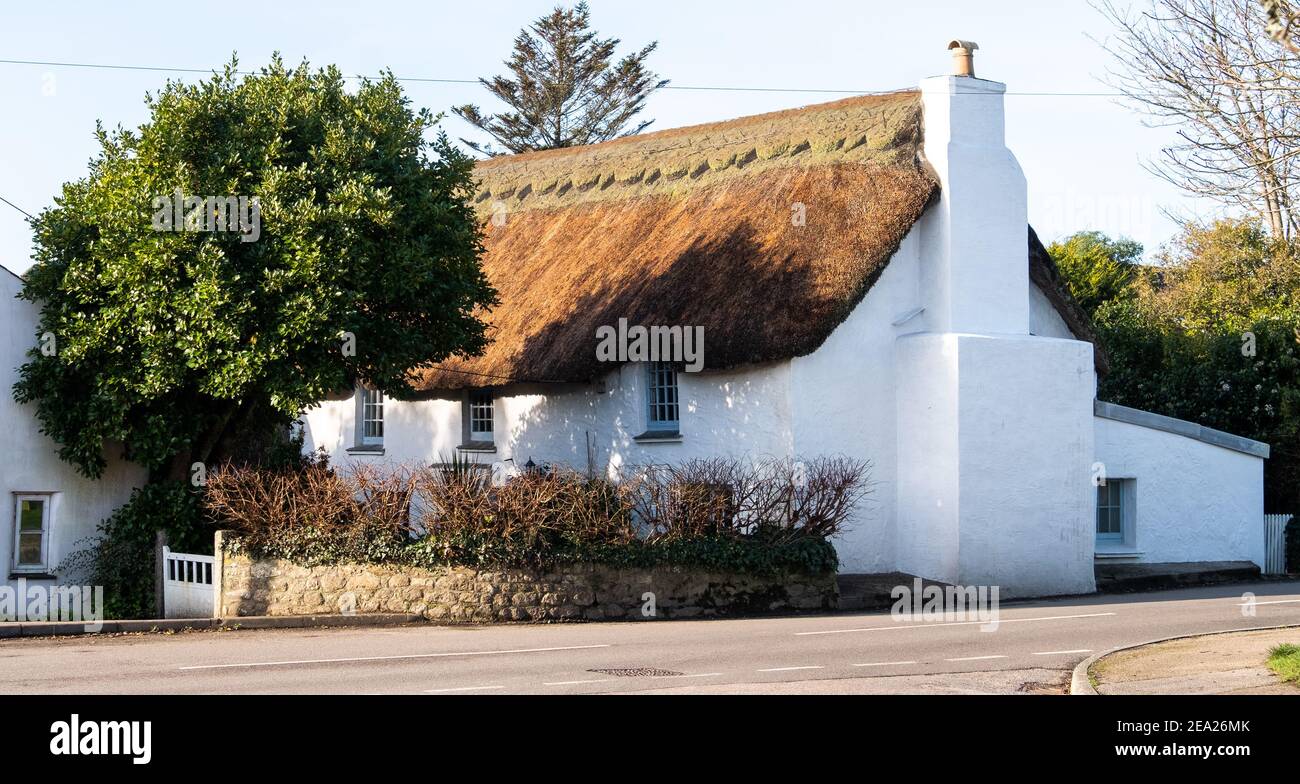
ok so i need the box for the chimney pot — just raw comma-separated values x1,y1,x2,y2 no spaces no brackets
947,39,979,77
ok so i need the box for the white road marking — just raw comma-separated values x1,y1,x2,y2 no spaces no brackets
655,672,722,679
1031,649,1092,656
853,660,918,667
1242,599,1300,605
794,612,1116,636
178,643,612,671
757,666,825,672
543,679,612,686
423,685,504,693
945,655,1007,662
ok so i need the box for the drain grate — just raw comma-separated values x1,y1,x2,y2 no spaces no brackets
588,667,684,677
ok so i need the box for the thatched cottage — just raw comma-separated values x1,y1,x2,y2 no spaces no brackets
295,43,1268,597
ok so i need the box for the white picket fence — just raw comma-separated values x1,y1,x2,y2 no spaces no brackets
1264,514,1292,575
163,547,215,619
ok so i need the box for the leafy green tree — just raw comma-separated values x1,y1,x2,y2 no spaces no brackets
15,56,497,485
1047,230,1144,317
1137,219,1300,332
453,2,668,155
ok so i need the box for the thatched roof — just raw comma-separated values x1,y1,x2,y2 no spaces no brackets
416,91,1097,390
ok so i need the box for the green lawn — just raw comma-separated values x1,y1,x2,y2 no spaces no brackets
1267,643,1300,684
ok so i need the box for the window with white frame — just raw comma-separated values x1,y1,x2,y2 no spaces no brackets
647,362,680,431
1096,480,1131,542
361,387,384,445
469,392,494,439
12,494,51,573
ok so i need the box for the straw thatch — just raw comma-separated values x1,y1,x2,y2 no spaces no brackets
418,91,938,390
416,91,1097,390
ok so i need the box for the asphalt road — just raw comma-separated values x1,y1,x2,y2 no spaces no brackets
2,580,1298,694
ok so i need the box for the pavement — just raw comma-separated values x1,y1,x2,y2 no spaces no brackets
0,579,1297,694
1090,627,1300,695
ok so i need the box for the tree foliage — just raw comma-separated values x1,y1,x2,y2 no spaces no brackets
14,56,497,482
453,2,668,155
1047,231,1144,317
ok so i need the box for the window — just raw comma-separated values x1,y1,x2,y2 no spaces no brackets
361,387,384,445
647,362,679,431
1096,480,1134,543
469,392,494,439
12,494,51,573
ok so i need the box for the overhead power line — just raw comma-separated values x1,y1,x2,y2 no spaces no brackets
0,57,1125,97
0,194,35,220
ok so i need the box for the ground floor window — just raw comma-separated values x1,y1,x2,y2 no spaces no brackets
646,362,679,431
12,494,51,573
1096,479,1134,544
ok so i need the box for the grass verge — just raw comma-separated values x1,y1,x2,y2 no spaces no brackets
1266,643,1300,684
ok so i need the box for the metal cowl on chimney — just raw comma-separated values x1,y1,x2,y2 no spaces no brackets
947,40,979,77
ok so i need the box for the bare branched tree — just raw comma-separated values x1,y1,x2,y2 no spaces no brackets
1262,0,1300,50
1098,0,1300,239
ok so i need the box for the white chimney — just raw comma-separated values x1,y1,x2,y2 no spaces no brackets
918,40,1030,335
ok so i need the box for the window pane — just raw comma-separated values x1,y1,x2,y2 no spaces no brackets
19,499,44,531
362,389,384,440
647,362,679,426
17,532,43,565
471,394,493,435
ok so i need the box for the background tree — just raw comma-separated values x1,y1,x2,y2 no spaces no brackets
1047,230,1144,317
453,1,668,155
1263,0,1300,50
1099,0,1300,239
15,57,497,614
1135,219,1300,331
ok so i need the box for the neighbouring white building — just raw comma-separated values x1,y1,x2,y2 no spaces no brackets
301,42,1269,598
0,263,147,594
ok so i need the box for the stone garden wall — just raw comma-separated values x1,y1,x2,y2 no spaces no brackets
216,534,837,622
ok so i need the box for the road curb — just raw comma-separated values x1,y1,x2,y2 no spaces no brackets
0,613,424,639
1070,623,1300,695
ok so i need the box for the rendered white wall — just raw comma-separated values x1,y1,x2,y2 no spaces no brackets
0,267,147,592
301,360,795,479
790,229,925,574
1029,283,1076,340
1094,416,1265,567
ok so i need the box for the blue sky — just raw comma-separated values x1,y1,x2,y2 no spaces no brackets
0,0,1200,273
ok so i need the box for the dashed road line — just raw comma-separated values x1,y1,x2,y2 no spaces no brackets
945,655,1008,662
423,685,504,693
853,660,918,667
1031,649,1092,656
757,665,824,672
794,612,1116,636
543,679,614,686
178,643,612,671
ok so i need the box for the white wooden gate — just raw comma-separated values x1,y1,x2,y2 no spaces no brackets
163,547,215,618
1264,514,1292,575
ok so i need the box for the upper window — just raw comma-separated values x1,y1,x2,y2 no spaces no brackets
12,494,51,573
647,362,680,431
469,392,494,439
361,387,384,445
1096,481,1127,542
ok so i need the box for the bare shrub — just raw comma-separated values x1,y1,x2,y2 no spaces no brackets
204,453,870,566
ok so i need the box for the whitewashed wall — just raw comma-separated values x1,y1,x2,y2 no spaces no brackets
789,228,925,573
301,359,795,478
1094,415,1265,567
0,267,147,591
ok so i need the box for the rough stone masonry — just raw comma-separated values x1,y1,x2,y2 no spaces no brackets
217,536,837,623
